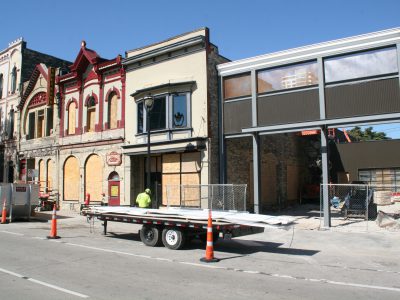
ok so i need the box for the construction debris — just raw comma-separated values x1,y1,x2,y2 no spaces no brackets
376,211,400,230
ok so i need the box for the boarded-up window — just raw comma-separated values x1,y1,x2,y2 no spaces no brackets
287,165,300,202
68,102,76,135
260,154,278,209
224,73,251,100
162,174,181,206
47,159,54,192
85,154,103,201
87,97,96,132
109,93,118,129
64,156,79,201
162,152,201,206
37,110,45,138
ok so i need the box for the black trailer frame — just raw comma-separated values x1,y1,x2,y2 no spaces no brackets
84,211,264,250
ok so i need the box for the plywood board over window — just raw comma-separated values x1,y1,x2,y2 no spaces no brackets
163,154,181,173
68,103,76,135
181,173,201,207
162,174,181,206
181,152,201,173
64,156,79,201
287,164,300,203
161,152,201,207
109,94,118,129
85,154,103,201
47,160,54,192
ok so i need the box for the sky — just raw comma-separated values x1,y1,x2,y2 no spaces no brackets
1,0,400,137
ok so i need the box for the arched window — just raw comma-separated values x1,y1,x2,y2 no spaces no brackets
0,74,3,99
108,92,118,129
64,156,80,201
87,96,96,132
67,102,76,135
85,154,103,201
11,66,17,94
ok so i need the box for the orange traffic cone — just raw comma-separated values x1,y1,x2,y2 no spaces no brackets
1,200,7,224
200,209,219,263
47,204,60,239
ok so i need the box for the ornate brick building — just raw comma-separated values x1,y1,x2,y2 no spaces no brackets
56,41,125,208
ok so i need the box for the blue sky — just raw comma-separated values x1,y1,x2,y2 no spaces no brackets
1,0,400,137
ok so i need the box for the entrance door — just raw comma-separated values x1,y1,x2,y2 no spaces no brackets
108,172,120,206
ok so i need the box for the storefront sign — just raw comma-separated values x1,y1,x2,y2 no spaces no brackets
106,151,122,166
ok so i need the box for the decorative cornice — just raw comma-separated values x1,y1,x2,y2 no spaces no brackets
122,36,205,66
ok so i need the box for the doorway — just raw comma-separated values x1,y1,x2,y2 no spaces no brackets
108,172,120,206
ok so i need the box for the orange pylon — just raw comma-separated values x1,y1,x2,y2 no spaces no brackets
200,209,219,263
47,204,60,239
1,200,7,224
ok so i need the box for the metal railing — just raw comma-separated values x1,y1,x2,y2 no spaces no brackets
165,184,247,211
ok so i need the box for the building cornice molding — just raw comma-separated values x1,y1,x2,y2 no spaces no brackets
218,27,400,76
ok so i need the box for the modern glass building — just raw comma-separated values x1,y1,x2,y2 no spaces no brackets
217,28,400,226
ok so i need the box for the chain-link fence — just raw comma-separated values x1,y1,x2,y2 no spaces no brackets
165,184,247,211
320,184,400,231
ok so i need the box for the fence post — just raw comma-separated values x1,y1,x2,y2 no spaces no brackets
366,185,369,231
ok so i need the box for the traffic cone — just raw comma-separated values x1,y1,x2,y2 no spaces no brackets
47,204,60,239
1,200,7,224
200,209,219,263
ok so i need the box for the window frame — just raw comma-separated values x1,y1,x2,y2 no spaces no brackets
86,96,96,133
136,91,191,135
323,46,399,85
256,60,319,95
25,106,54,140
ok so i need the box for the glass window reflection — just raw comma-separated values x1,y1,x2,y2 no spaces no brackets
257,62,318,94
224,73,251,99
173,94,187,128
324,47,398,83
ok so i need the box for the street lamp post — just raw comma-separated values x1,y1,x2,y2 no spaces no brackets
143,96,154,191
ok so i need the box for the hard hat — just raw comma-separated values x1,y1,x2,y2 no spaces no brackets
145,188,151,194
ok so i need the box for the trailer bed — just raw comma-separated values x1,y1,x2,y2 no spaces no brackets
83,206,294,250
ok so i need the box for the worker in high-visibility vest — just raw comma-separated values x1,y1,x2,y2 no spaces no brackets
136,189,151,208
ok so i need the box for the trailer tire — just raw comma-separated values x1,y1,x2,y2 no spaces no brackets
162,228,186,250
140,225,162,247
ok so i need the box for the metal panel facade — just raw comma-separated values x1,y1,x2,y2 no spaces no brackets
257,89,320,126
223,99,252,134
325,78,400,119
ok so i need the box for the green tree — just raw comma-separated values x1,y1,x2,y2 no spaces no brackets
347,126,390,141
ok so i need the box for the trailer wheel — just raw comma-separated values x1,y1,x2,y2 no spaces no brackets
140,225,162,247
162,228,186,250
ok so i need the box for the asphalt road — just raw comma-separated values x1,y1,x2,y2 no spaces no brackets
0,212,399,300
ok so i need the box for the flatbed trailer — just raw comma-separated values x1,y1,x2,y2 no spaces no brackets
83,208,267,250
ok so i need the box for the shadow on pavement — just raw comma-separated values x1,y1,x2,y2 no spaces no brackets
107,232,141,242
186,238,320,257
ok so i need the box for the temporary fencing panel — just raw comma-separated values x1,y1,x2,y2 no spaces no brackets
320,183,399,232
165,184,247,211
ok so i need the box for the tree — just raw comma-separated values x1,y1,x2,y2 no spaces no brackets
347,126,390,141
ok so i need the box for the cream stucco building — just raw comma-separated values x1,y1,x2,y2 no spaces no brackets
122,28,228,206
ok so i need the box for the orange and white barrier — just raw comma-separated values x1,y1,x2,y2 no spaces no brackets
200,209,219,263
47,204,60,239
